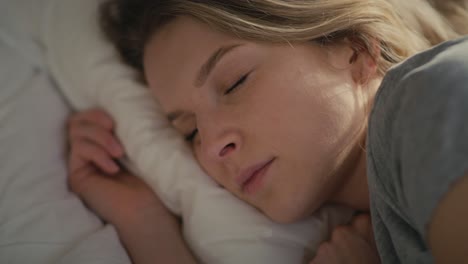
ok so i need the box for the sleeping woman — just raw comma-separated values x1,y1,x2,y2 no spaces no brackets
66,0,468,263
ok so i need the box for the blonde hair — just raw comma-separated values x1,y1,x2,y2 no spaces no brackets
388,0,468,46
101,0,467,76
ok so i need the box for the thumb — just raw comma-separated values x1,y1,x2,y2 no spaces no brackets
351,213,375,244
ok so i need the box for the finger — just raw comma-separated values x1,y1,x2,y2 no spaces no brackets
69,108,115,131
311,242,340,264
330,225,380,264
70,139,120,175
351,213,374,243
330,226,357,262
68,148,87,175
69,122,124,157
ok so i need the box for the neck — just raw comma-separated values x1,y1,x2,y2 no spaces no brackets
329,132,370,212
327,77,381,212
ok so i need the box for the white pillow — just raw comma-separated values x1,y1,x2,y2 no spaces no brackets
43,0,354,263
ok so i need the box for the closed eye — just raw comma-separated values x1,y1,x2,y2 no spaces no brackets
224,73,249,95
185,129,198,142
185,72,251,143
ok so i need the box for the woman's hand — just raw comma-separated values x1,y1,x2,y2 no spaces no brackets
67,109,197,264
67,108,171,227
310,213,381,264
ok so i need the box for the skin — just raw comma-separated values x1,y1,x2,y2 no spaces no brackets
429,173,468,263
143,16,380,223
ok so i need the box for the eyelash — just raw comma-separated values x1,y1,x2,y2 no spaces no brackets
185,73,250,142
224,73,249,95
185,129,198,142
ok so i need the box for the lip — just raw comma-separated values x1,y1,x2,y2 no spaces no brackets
237,158,275,195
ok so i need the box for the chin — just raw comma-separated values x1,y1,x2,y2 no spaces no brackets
262,193,324,224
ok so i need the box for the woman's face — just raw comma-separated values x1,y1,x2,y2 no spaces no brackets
144,16,374,223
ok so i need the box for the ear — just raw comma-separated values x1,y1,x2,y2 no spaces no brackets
325,43,356,70
349,38,381,85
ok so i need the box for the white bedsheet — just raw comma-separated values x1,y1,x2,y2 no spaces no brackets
0,1,131,263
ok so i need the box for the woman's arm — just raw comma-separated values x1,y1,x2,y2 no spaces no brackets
429,172,468,263
116,207,197,264
67,109,197,264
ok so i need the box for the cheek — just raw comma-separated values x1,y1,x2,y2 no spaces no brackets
193,148,210,175
193,147,227,185
260,83,347,173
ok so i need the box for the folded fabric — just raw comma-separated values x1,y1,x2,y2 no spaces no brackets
43,0,354,263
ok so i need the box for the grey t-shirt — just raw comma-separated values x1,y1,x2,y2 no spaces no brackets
367,36,468,263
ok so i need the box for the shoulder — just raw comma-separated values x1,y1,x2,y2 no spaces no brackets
369,36,468,146
396,36,468,109
376,36,468,113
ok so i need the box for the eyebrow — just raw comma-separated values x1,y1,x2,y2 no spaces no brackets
167,44,243,123
195,44,243,88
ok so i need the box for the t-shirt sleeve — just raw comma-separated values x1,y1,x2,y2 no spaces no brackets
395,44,468,242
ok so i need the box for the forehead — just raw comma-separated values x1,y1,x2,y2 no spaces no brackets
143,16,240,108
144,17,236,83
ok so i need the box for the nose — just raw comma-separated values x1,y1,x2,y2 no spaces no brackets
199,120,241,162
206,131,241,161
